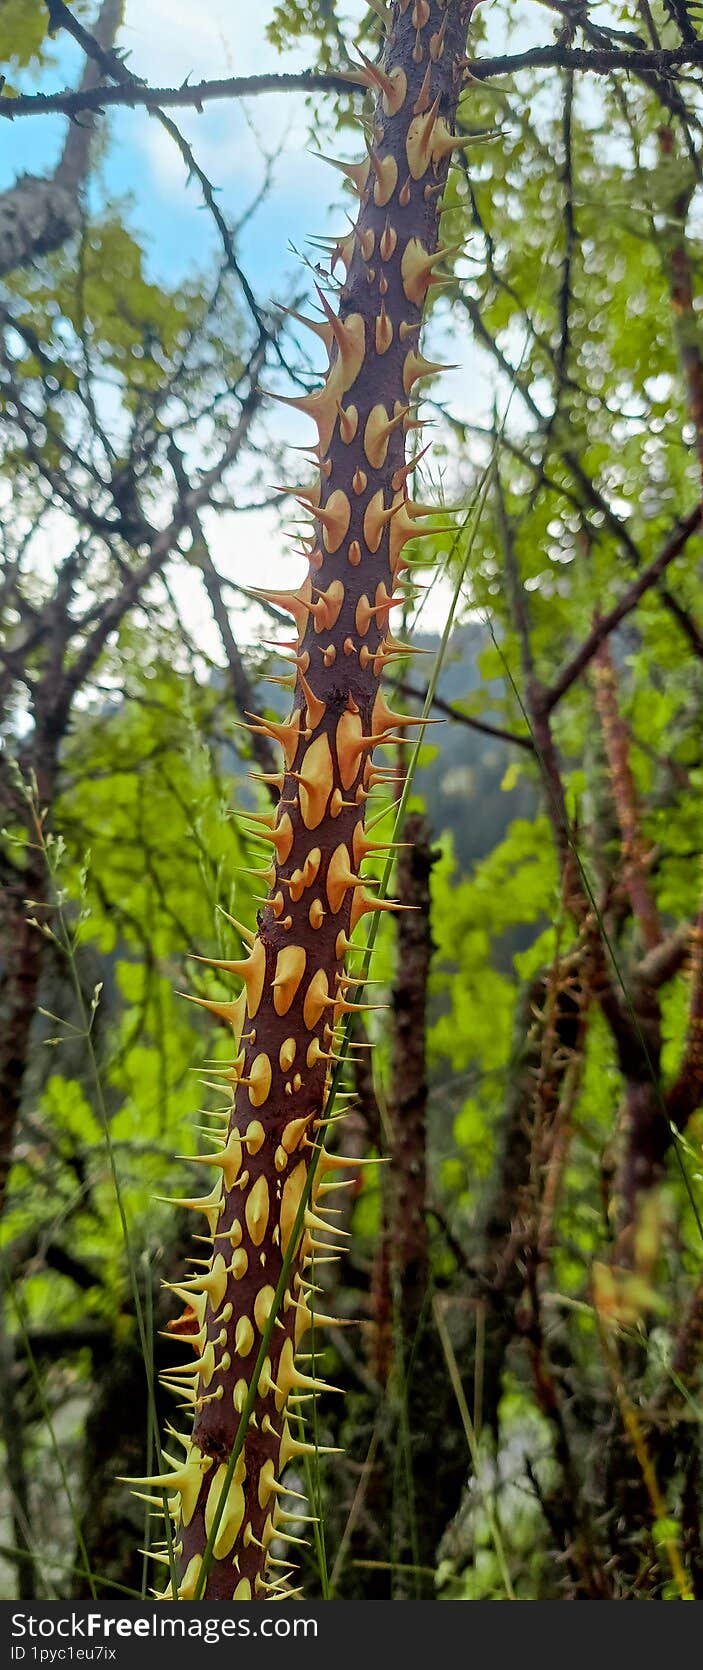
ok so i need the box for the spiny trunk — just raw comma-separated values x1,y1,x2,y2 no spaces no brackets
0,858,46,1213
134,0,483,1602
0,731,58,1214
480,960,585,1427
346,815,452,1601
388,814,436,1600
389,813,434,1347
0,1294,36,1598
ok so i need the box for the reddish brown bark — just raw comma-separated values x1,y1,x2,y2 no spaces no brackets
152,0,486,1601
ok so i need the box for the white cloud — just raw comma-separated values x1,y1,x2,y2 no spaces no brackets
160,502,305,661
122,0,295,85
167,497,457,662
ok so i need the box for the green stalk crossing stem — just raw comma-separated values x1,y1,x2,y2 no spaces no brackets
130,0,484,1601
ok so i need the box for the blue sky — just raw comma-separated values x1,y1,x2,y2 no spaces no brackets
3,0,548,301
3,1,363,289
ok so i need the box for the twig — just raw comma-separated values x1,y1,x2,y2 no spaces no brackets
4,46,703,123
395,678,534,750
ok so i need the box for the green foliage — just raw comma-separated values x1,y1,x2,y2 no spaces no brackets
267,0,378,65
2,0,703,1606
0,0,78,78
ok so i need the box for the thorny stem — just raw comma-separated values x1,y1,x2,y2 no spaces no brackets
136,0,490,1603
4,47,703,124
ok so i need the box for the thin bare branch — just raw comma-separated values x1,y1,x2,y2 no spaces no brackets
2,44,703,124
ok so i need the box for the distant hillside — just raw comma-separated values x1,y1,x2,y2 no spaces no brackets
412,622,535,872
244,620,534,877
